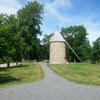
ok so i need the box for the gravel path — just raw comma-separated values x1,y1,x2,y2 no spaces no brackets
0,62,100,100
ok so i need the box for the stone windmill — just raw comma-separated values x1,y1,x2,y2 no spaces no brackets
49,32,66,64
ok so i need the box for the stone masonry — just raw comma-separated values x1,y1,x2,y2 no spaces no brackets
49,32,66,64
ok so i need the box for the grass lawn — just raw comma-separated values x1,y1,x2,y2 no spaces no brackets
0,62,43,87
48,63,100,86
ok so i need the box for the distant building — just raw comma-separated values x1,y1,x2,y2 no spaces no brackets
49,32,66,64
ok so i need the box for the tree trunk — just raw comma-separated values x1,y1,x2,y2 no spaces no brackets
16,61,18,66
7,61,10,67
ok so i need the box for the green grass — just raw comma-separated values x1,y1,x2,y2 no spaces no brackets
0,62,44,87
48,63,100,86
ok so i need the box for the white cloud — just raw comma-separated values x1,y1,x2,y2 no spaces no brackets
0,0,21,15
86,24,100,44
46,0,71,9
69,12,100,44
80,16,100,44
41,0,100,45
45,0,72,23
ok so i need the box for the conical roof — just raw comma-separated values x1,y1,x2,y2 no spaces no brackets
50,32,65,43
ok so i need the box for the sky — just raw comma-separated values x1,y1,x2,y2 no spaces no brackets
0,0,100,44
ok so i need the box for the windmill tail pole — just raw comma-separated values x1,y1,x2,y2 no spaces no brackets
65,41,82,63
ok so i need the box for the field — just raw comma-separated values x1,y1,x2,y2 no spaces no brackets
0,62,43,87
48,63,100,86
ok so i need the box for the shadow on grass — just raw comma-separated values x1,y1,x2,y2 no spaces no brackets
0,65,28,85
0,74,20,84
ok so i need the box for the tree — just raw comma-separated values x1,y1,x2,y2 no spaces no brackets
12,33,24,65
0,1,43,66
17,1,43,60
91,37,100,64
0,14,24,67
61,25,91,62
0,13,7,63
0,14,18,67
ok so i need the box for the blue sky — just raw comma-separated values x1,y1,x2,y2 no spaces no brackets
0,0,100,44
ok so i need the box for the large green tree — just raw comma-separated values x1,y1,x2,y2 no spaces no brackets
61,25,91,62
17,1,43,60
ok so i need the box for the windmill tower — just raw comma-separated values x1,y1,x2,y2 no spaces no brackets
49,32,66,64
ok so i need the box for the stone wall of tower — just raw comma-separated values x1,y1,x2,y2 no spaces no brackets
50,42,66,64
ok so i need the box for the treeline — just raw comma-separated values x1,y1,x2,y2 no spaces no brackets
0,1,43,67
42,25,100,64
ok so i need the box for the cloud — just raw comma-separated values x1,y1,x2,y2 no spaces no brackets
44,0,72,23
0,0,21,15
1,0,99,44
75,13,100,44
40,0,73,36
41,0,100,44
86,23,100,44
0,0,36,15
45,0,71,9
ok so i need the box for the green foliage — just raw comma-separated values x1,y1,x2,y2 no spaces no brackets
0,14,18,66
61,25,91,62
0,1,99,64
91,37,100,64
0,1,43,66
